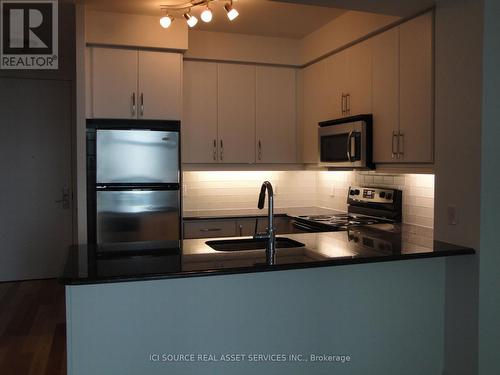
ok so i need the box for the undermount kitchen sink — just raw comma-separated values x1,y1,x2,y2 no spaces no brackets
206,237,305,252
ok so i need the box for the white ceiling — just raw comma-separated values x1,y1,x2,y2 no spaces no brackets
83,0,347,39
274,0,435,17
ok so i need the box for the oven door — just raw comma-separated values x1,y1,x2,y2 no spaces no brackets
318,121,368,168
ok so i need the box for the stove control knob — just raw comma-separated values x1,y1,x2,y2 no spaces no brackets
379,192,386,198
350,189,356,196
354,189,360,195
386,193,393,200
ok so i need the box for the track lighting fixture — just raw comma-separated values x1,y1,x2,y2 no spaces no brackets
159,15,173,29
200,3,213,23
159,1,241,29
224,1,239,21
184,12,198,28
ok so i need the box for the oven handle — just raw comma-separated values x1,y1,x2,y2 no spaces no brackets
346,130,354,162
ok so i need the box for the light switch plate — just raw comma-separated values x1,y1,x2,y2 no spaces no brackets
447,205,459,225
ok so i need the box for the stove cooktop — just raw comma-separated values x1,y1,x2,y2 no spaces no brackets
296,214,394,229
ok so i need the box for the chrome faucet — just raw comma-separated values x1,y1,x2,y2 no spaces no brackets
254,181,276,265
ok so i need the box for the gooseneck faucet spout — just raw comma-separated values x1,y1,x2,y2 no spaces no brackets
254,181,276,265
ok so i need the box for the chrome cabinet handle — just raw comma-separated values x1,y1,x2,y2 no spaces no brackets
392,131,398,159
213,139,217,161
239,224,243,236
200,228,222,232
220,140,224,161
140,93,144,116
341,93,346,115
131,93,136,116
258,140,262,161
347,94,351,115
399,131,405,158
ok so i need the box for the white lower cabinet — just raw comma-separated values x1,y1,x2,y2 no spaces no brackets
184,217,293,239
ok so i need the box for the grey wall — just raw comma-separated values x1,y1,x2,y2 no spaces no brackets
479,0,500,373
66,260,447,375
434,0,483,373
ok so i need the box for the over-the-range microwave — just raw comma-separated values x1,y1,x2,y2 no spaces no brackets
318,114,374,169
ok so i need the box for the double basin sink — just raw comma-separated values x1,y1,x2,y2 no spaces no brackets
206,237,305,252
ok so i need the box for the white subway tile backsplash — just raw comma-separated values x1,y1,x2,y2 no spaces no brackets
183,170,435,228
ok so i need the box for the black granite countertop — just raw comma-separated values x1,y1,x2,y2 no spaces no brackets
61,224,474,285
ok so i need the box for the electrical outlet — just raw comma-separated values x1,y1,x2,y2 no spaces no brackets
330,186,336,197
447,205,459,225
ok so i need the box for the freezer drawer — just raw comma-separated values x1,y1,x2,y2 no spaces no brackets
96,129,179,184
97,190,180,244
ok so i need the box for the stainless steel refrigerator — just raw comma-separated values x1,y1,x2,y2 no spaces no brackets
87,120,181,249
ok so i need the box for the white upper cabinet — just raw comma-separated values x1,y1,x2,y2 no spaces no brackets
372,27,400,163
182,60,218,163
301,11,434,165
324,50,348,120
256,66,297,164
301,60,326,163
217,63,256,164
138,51,182,120
91,48,138,119
88,47,181,120
399,12,434,163
346,40,373,115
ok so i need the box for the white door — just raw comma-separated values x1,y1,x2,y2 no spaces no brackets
138,51,182,120
324,50,348,120
347,40,373,115
256,66,297,163
182,60,219,163
217,63,256,164
301,60,326,163
399,12,434,163
0,78,73,281
372,28,400,163
91,47,138,119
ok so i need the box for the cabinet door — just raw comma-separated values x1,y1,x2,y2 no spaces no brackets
183,220,236,239
183,61,219,163
324,50,348,120
399,12,434,163
256,67,297,163
301,60,326,163
347,40,373,115
218,63,256,164
138,51,182,120
91,48,138,119
372,28,400,163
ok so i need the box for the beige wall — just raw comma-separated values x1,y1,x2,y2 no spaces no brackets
85,10,188,50
299,10,399,65
185,30,300,66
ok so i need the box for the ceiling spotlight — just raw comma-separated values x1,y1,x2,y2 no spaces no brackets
159,15,173,28
200,4,213,23
224,1,239,21
184,12,198,28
